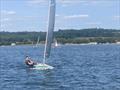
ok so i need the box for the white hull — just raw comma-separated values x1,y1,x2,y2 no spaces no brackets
32,63,54,70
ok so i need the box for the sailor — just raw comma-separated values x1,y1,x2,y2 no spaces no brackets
25,56,36,67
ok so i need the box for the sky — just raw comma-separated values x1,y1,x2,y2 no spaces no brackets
0,0,120,32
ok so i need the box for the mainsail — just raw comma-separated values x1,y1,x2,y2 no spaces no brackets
43,0,56,63
36,37,40,47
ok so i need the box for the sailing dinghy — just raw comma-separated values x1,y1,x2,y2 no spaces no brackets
33,0,56,70
34,37,40,48
54,39,58,47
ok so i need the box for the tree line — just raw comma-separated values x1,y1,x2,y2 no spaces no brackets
0,28,120,45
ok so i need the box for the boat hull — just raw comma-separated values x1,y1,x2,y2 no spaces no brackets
32,63,54,70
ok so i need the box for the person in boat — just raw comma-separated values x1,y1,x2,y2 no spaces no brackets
25,56,37,67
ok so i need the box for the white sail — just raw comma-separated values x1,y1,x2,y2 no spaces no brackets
36,37,40,47
55,39,58,47
43,0,56,63
54,39,58,47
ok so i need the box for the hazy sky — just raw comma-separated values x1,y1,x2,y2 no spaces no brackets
0,0,120,32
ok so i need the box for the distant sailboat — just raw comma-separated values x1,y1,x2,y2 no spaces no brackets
11,43,16,46
53,39,59,47
35,37,40,47
33,0,56,70
55,39,58,47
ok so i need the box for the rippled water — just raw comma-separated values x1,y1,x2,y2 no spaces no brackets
0,44,120,90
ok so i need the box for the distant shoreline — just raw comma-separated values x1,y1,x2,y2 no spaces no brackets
0,42,120,47
0,28,120,46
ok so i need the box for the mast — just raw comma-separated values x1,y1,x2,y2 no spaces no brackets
43,0,56,64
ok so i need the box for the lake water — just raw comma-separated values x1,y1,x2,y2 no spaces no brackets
0,44,120,90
